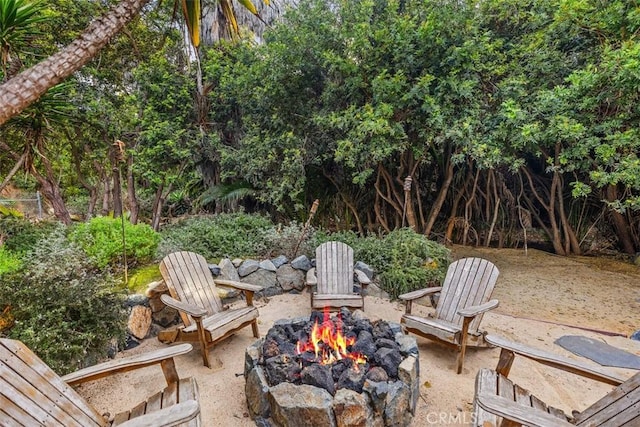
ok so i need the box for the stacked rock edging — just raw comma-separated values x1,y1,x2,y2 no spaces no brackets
123,254,384,349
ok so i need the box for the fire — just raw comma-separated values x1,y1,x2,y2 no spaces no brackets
295,308,367,366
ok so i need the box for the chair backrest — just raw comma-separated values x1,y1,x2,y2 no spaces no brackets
435,257,499,332
0,338,104,427
574,370,640,426
315,241,355,295
160,251,224,327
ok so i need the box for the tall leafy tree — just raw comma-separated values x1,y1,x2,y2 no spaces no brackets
0,0,271,126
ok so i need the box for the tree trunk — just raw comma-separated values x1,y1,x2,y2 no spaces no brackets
486,170,500,247
30,157,71,225
127,153,139,224
605,185,636,254
547,172,565,255
110,144,123,218
555,175,581,255
102,175,111,215
0,152,27,194
463,168,480,245
424,158,455,237
0,0,149,126
70,133,98,219
521,165,566,255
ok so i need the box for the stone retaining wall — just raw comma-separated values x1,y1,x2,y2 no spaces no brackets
124,254,384,348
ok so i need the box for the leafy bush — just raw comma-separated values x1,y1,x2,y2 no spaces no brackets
0,217,57,253
312,228,451,299
70,216,160,268
158,213,274,260
262,222,315,259
0,227,127,374
0,246,22,275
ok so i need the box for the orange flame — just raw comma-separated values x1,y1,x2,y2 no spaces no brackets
296,308,366,365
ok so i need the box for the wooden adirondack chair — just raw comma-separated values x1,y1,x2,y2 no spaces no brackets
305,241,371,311
473,334,637,427
399,257,500,374
157,251,262,368
0,338,200,426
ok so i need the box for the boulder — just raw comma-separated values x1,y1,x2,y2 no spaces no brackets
128,305,152,340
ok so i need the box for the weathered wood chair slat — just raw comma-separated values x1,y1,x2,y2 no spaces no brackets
0,338,200,426
399,257,500,373
158,251,262,368
305,241,370,311
473,334,638,427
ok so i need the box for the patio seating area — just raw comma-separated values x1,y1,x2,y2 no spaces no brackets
61,247,640,426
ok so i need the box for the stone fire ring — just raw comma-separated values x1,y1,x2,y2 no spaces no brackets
244,316,420,427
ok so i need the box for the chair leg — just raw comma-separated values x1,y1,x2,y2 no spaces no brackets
251,319,259,338
194,318,211,368
496,349,515,377
200,343,211,368
456,317,473,374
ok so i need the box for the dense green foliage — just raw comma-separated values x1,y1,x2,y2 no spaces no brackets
0,218,57,253
70,216,160,268
2,0,640,255
159,213,284,260
200,0,640,254
159,214,451,298
0,227,126,374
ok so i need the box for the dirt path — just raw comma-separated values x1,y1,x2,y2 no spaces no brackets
453,245,639,336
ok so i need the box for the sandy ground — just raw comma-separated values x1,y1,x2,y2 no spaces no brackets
76,246,640,426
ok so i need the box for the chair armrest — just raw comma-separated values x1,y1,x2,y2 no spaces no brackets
398,287,442,301
306,267,317,286
214,279,263,292
485,334,626,386
476,394,574,427
354,269,371,285
62,344,193,386
117,400,200,427
161,294,208,318
457,299,499,318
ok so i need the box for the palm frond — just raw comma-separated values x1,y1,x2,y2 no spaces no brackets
181,0,201,47
197,181,256,211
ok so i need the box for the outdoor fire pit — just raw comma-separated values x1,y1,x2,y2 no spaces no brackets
244,308,419,426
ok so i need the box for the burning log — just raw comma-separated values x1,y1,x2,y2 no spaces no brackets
245,309,420,427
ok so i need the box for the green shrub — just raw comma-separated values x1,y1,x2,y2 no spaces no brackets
158,213,274,260
70,216,160,268
310,229,361,251
262,222,315,259
0,227,127,374
0,246,22,275
0,217,57,253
